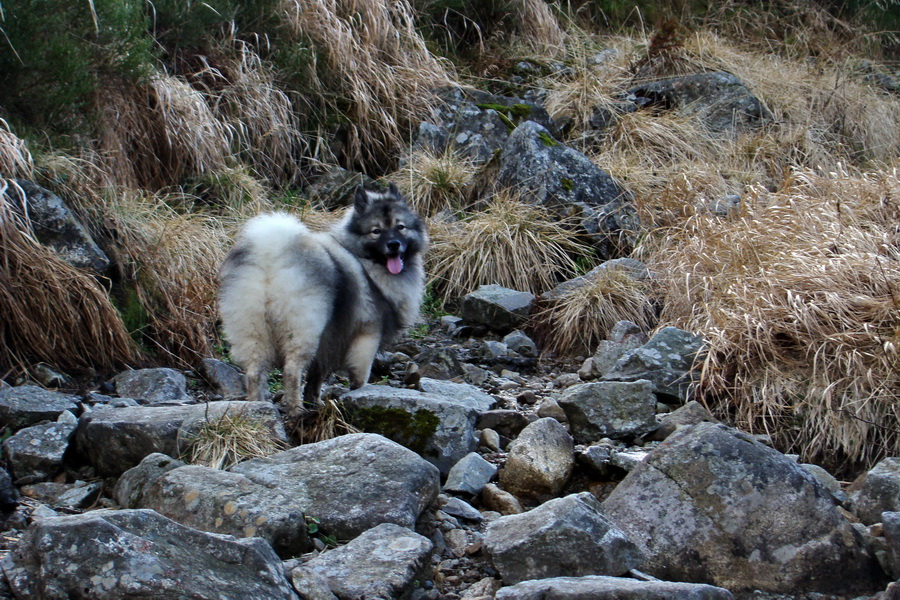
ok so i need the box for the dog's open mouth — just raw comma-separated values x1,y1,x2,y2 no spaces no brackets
386,254,404,275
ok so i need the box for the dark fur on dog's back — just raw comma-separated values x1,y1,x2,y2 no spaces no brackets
218,184,428,416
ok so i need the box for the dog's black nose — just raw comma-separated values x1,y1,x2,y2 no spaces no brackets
386,240,402,253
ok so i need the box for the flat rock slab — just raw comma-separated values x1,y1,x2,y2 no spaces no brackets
0,386,79,430
1,508,298,600
112,368,193,405
495,576,734,600
460,285,535,333
486,492,643,584
231,433,440,541
76,401,285,477
303,523,432,599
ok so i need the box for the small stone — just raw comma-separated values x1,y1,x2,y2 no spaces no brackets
481,483,524,515
480,428,501,451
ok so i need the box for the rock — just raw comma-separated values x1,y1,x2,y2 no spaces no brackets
112,368,193,405
601,422,885,595
476,410,529,438
341,385,480,475
20,480,103,509
608,320,649,345
800,463,847,503
494,576,735,600
5,180,110,272
499,417,574,502
1,509,298,599
497,121,636,254
480,428,501,451
440,496,484,523
31,363,69,388
460,285,535,333
199,358,246,400
535,398,567,422
882,511,900,579
485,492,643,584
303,523,432,599
503,330,537,357
444,452,498,496
418,377,497,412
542,259,651,303
557,380,657,443
0,469,19,512
231,433,439,540
609,448,650,471
114,452,186,509
412,346,469,380
482,483,524,515
132,463,310,558
0,385,80,430
75,401,284,477
602,326,705,402
849,457,900,525
2,418,76,483
628,71,772,136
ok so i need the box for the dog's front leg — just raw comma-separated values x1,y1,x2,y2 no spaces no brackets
346,332,381,389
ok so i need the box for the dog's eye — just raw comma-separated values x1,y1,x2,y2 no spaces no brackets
396,224,406,231
370,228,381,235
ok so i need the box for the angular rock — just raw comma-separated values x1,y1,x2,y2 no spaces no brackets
499,417,574,502
20,480,102,509
502,330,538,357
629,71,772,136
1,509,298,599
849,457,900,525
6,180,110,272
76,401,285,477
418,377,497,412
460,285,535,333
135,463,310,558
199,358,246,400
114,452,186,509
601,422,885,595
304,523,432,599
444,452,497,496
557,380,657,443
482,483,524,515
112,368,193,405
485,492,643,584
2,418,76,483
0,386,79,430
494,576,734,600
231,433,439,540
602,326,705,402
497,121,636,254
341,385,479,475
440,496,484,523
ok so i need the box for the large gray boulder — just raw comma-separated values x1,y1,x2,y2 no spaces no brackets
301,523,433,599
1,509,298,599
460,285,535,333
557,380,657,443
849,457,900,525
2,417,76,483
341,385,480,475
601,422,885,595
485,492,643,584
602,326,705,402
0,386,79,430
497,120,636,254
495,576,734,600
628,71,772,136
498,417,574,502
231,433,439,540
75,401,285,476
126,461,310,558
5,180,110,272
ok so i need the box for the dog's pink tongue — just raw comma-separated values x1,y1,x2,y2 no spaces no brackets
387,256,404,275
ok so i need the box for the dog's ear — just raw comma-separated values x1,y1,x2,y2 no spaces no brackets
353,185,369,213
387,182,401,200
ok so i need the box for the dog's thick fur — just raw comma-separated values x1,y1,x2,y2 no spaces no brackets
219,184,427,416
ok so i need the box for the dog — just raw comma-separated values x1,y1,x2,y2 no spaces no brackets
218,183,428,417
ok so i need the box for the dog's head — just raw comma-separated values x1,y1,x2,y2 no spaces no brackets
343,183,427,274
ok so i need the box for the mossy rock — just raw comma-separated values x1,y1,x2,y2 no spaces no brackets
350,406,441,458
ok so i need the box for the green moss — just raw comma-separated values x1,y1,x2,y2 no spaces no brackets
560,177,575,192
476,102,534,133
538,132,558,147
351,406,440,456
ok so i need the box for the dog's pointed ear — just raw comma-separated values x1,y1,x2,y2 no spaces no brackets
353,185,369,213
387,182,401,200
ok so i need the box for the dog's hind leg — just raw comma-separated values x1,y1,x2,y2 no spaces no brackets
244,361,270,403
346,332,381,389
282,352,314,417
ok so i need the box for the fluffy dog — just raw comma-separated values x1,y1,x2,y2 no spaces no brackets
219,184,427,416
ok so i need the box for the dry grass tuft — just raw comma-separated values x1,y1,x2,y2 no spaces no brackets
184,409,286,470
534,265,655,357
393,147,478,217
282,0,454,171
0,119,33,179
294,397,360,444
514,0,565,50
648,167,900,471
0,179,141,373
428,191,594,300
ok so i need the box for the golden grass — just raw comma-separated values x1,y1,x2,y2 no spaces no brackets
393,147,478,217
294,397,360,444
427,191,594,299
184,409,286,470
534,265,655,357
0,178,141,374
282,0,454,170
646,167,900,471
0,119,33,179
514,0,565,50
